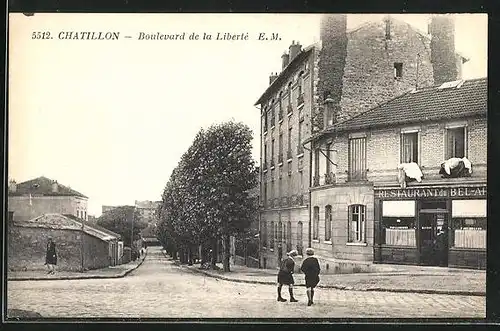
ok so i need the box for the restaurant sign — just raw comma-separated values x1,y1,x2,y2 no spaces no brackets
376,186,486,199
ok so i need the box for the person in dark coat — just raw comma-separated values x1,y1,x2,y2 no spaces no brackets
300,248,321,306
45,237,57,274
277,250,298,302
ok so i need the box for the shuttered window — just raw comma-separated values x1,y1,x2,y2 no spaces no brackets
313,206,320,240
446,127,466,159
348,137,367,181
325,205,332,241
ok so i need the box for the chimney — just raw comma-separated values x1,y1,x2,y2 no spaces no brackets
288,40,302,62
281,52,290,70
429,14,459,85
269,72,278,85
316,14,348,130
51,180,58,193
8,180,16,193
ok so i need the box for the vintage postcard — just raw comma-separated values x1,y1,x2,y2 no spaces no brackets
6,13,487,320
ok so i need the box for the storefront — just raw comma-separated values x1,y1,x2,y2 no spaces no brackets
373,183,486,269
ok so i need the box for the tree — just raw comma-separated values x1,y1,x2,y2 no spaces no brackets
96,206,147,247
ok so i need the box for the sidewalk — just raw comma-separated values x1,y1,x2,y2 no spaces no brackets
7,250,148,281
172,258,486,296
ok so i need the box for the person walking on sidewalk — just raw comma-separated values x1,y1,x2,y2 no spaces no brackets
300,248,321,306
277,250,298,303
45,237,57,274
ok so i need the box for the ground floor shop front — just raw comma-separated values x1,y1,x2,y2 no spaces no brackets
373,182,486,270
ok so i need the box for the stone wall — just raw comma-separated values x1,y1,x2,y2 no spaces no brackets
8,225,111,271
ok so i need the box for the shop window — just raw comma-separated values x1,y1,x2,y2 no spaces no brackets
382,217,416,246
451,218,486,249
348,137,367,181
261,220,267,248
313,206,319,240
297,221,304,255
348,204,366,243
401,132,418,164
446,126,466,159
325,205,332,241
451,199,486,249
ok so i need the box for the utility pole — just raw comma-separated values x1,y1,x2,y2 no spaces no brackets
81,221,84,271
130,208,135,253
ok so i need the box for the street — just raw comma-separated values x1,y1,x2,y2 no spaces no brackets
7,247,485,319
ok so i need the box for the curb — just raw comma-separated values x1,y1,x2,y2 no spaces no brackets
174,261,485,297
7,250,148,282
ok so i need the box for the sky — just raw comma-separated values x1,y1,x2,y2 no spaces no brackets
8,14,487,216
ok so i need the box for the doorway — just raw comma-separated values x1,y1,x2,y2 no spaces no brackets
419,201,449,267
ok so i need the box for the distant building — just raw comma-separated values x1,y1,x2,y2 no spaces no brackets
255,14,468,270
8,176,88,222
101,205,119,214
135,200,161,222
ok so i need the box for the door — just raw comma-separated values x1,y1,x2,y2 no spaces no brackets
419,212,448,266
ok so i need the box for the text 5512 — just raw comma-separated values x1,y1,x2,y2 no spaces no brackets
32,32,52,39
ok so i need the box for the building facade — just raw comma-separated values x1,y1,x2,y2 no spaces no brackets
255,14,466,269
307,77,486,269
135,200,161,222
8,176,89,222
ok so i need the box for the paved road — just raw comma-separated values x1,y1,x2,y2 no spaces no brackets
7,247,485,319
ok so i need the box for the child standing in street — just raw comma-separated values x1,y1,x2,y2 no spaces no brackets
277,250,299,302
300,248,320,306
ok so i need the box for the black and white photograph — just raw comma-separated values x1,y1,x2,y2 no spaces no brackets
5,12,488,320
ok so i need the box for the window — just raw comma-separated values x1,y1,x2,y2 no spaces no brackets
270,180,274,200
394,62,403,78
348,204,366,243
446,127,466,159
287,221,292,251
278,134,283,163
263,144,267,166
271,139,275,166
264,109,268,132
287,127,292,159
451,199,486,249
278,220,282,244
325,143,332,174
261,220,267,248
287,82,292,109
297,72,304,106
84,211,87,220
325,205,332,241
297,221,304,255
270,221,275,249
313,206,319,240
278,92,283,121
297,222,303,255
263,182,267,206
297,121,303,154
314,147,320,185
401,132,418,163
348,137,367,181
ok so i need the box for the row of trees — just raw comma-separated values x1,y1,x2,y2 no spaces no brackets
156,121,258,272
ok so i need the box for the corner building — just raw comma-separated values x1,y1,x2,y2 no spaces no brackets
255,14,467,270
307,78,486,269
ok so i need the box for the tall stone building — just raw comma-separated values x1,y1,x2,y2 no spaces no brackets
255,14,467,269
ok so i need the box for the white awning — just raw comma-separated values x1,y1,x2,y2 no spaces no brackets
382,201,415,217
452,199,487,218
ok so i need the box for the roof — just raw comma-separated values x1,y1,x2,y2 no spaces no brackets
9,176,88,198
306,77,487,143
64,214,122,240
254,44,316,106
14,214,120,241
